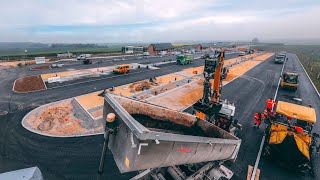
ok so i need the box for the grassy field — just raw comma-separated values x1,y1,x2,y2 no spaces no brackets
257,45,320,92
0,47,122,58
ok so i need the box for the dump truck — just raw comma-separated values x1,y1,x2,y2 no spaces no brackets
98,94,242,179
176,54,193,65
280,72,299,91
262,101,319,175
113,64,130,74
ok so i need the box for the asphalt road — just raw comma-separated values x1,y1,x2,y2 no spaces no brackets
0,53,238,115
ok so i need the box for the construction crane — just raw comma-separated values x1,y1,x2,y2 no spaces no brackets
193,49,241,135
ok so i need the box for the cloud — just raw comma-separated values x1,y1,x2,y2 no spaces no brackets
0,0,319,43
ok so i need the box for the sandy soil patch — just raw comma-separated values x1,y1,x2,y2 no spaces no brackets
41,66,113,79
109,74,185,97
23,99,104,136
91,109,103,118
75,91,104,110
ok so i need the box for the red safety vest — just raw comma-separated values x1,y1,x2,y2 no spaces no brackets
254,113,260,119
266,99,276,110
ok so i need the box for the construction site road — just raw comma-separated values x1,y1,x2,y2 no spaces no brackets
185,53,319,179
0,53,239,115
258,54,320,180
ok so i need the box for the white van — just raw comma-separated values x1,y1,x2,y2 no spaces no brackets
143,52,150,56
77,54,92,60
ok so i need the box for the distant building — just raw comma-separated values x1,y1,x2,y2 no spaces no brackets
35,57,45,64
122,46,145,54
147,43,175,55
57,52,73,58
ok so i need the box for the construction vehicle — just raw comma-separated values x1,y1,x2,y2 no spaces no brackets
98,94,241,179
262,101,319,175
83,59,92,64
238,51,245,56
77,54,92,60
192,49,242,136
274,53,286,64
280,72,299,91
113,64,130,74
176,54,193,65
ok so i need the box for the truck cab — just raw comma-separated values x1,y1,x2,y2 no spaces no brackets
280,72,299,90
113,64,130,74
176,54,193,65
274,53,286,64
77,54,91,60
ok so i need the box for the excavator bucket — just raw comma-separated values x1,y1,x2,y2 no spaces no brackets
193,101,222,117
103,94,241,173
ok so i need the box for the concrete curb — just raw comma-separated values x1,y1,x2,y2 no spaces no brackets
295,54,320,98
21,98,104,138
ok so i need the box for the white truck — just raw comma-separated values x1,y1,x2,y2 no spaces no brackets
77,54,92,60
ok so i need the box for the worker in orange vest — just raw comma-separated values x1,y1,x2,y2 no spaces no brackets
266,98,276,112
254,112,264,129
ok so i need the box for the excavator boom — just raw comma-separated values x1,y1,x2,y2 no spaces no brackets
212,50,225,102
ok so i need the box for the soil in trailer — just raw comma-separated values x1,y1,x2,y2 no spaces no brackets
131,114,209,137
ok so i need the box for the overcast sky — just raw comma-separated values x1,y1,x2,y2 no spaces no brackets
1,0,320,43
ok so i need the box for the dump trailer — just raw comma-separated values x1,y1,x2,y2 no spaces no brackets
176,54,193,65
262,101,318,175
280,72,299,91
102,94,241,179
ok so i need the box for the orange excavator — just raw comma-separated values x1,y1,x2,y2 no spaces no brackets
193,49,241,135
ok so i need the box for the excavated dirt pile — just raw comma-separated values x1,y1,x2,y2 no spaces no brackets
30,65,51,70
38,106,71,131
14,75,46,92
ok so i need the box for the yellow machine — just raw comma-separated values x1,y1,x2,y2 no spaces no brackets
263,101,318,174
280,72,299,91
113,64,130,74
